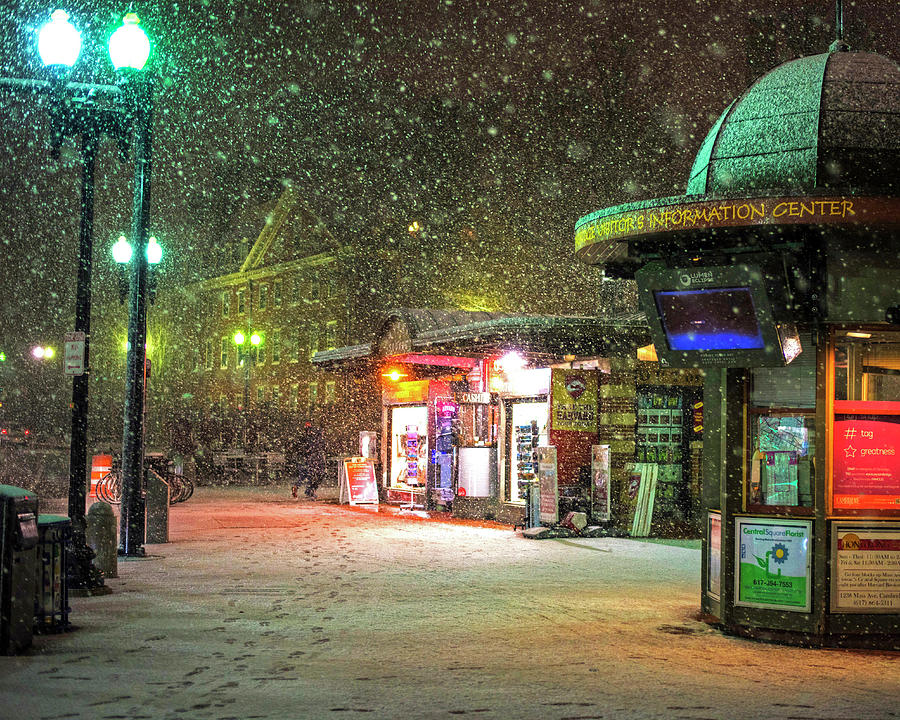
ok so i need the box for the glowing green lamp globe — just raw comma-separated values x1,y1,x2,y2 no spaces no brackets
112,235,133,264
250,333,262,346
38,10,82,68
233,332,246,346
146,236,162,264
108,12,151,71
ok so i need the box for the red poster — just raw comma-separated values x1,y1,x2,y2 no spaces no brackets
833,407,900,510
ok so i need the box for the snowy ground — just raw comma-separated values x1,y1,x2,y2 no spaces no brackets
2,487,898,720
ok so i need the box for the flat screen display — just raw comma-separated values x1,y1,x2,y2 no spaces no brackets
654,287,765,351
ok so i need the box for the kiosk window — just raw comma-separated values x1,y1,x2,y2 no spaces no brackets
748,361,816,510
831,331,900,513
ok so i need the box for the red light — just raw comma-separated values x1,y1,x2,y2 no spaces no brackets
0,429,7,435
23,430,29,436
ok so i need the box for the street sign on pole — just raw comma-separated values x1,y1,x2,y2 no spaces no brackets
64,331,85,376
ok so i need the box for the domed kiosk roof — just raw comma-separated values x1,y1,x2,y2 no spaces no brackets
574,48,900,267
687,50,900,196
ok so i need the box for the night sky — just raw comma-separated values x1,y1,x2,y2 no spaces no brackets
0,0,897,428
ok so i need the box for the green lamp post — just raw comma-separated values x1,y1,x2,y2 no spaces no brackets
108,11,155,558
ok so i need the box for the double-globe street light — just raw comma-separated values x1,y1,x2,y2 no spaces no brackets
30,8,157,570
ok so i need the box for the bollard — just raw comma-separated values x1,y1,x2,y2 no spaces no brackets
86,502,118,579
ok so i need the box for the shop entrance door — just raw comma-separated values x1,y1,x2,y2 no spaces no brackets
506,400,549,503
389,405,428,504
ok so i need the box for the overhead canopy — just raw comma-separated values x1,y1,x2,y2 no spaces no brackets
312,309,650,369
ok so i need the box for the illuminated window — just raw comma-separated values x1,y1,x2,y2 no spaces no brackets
257,385,266,403
747,341,816,510
831,330,900,513
308,382,318,408
290,383,299,411
325,380,336,404
220,337,228,369
222,291,231,317
237,288,245,315
258,284,268,311
325,320,338,350
272,385,280,408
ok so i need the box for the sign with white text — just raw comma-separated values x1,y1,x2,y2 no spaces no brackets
339,457,378,505
832,401,900,510
64,331,85,376
832,523,900,613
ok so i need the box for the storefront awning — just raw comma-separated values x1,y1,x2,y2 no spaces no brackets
313,309,651,370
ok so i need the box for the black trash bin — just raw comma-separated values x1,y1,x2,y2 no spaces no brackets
0,485,39,654
34,514,71,634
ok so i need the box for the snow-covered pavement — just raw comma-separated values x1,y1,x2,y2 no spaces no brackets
2,487,897,720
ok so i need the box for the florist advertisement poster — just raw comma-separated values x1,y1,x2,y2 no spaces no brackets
735,518,812,612
832,401,900,510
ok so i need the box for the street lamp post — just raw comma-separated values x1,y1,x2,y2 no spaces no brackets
117,59,154,557
3,8,155,565
32,9,138,589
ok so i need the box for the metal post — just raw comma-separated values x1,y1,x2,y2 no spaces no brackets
119,75,153,557
66,129,104,588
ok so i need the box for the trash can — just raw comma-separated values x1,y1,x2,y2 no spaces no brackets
145,469,169,544
34,515,71,634
0,485,39,654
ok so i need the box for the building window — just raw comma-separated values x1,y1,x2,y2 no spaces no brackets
237,288,246,315
272,385,281,408
310,274,320,302
321,272,332,300
272,329,281,364
256,386,266,404
290,383,299,411
222,290,231,317
291,276,302,306
220,337,229,369
325,380,336,404
273,280,282,308
309,325,319,359
325,320,338,350
258,284,268,311
747,342,816,511
205,339,213,370
308,382,318,408
286,331,297,363
192,349,200,372
257,343,267,366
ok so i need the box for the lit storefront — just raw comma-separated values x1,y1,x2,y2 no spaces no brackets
315,309,653,526
575,47,900,647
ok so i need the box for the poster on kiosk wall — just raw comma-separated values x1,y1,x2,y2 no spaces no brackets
832,523,900,613
832,401,900,510
735,517,812,612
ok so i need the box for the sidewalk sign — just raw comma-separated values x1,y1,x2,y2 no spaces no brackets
591,444,611,522
537,446,558,525
339,457,379,505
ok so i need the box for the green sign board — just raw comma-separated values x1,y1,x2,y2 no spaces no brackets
735,518,812,612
